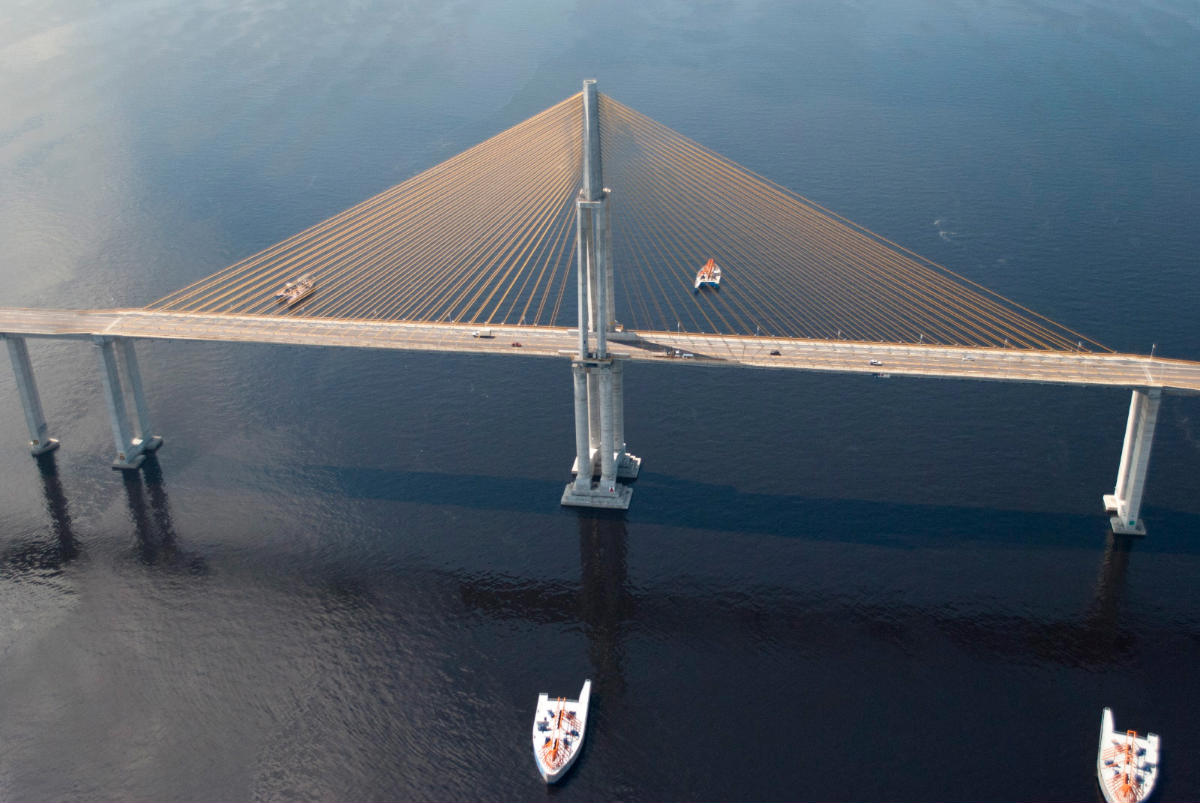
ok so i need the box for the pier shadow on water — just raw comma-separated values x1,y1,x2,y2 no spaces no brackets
577,513,633,695
121,455,207,575
456,511,633,693
0,452,80,580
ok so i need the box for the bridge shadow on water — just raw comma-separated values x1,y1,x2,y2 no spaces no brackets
13,453,1159,673
456,509,1148,678
244,460,1200,554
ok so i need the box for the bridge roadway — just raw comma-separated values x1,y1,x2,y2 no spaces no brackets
3,307,1199,394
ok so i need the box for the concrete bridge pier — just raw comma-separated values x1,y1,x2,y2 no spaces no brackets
563,356,632,509
94,336,162,470
3,334,60,455
1103,387,1161,535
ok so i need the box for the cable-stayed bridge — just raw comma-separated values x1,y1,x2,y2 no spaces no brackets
3,81,1196,533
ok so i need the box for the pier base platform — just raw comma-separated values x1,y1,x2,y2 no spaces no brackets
561,481,633,510
31,438,60,456
1103,495,1147,536
110,436,163,471
1107,514,1147,537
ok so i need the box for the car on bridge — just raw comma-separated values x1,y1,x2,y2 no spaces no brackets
869,359,882,366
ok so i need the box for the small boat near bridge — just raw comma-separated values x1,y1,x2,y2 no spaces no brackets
1097,707,1160,803
694,258,721,290
532,679,591,783
274,275,315,306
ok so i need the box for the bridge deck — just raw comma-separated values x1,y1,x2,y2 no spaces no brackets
3,307,1198,393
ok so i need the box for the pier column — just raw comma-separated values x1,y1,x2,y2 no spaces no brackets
94,336,160,470
120,339,162,453
587,367,602,454
598,364,616,489
571,362,593,489
613,359,640,479
1103,388,1161,535
3,335,59,455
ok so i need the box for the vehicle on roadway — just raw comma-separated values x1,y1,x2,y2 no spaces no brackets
472,328,494,338
869,359,882,366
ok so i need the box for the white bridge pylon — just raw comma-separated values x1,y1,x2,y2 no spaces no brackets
561,80,641,510
1103,388,1161,535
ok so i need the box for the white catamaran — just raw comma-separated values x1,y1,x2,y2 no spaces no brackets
532,680,591,783
694,258,721,290
1097,708,1160,803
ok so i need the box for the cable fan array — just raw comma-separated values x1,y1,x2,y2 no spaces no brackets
149,91,1106,351
598,95,1105,351
150,94,584,327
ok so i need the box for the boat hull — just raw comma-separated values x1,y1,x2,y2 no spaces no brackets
1097,707,1160,803
532,680,591,783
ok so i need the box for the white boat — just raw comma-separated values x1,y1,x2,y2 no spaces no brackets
532,680,591,783
694,258,721,290
274,275,315,305
1098,707,1160,803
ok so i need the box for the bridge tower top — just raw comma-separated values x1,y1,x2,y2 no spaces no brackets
582,79,603,202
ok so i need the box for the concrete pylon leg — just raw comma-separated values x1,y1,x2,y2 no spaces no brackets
575,204,590,359
571,363,593,490
1103,388,1161,535
612,358,640,479
587,368,601,454
120,338,162,452
586,236,599,339
602,194,615,330
598,365,616,490
4,335,59,455
595,199,609,359
95,336,144,470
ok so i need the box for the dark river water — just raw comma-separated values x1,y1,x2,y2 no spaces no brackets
2,1,1199,800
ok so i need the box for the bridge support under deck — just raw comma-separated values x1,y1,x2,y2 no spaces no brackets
3,334,59,455
94,336,162,470
563,358,635,509
561,79,640,510
1103,388,1160,535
